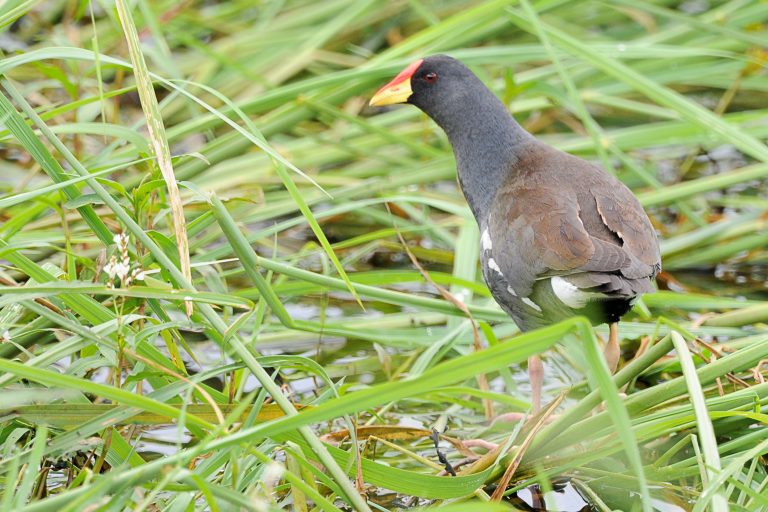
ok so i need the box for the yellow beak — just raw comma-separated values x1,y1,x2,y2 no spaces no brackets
369,80,413,106
369,59,424,107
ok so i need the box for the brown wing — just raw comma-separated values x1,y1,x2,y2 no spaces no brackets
490,184,593,298
592,183,661,272
489,155,660,298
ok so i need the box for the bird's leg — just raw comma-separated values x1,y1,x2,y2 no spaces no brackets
528,354,543,414
604,322,620,373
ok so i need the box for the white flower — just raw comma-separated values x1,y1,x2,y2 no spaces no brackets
103,258,118,279
113,233,128,246
105,232,146,287
104,258,130,281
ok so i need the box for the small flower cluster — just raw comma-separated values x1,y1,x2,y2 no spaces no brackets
104,233,145,288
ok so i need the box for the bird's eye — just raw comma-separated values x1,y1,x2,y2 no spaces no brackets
424,72,438,83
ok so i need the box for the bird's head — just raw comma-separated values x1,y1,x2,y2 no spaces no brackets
369,55,478,116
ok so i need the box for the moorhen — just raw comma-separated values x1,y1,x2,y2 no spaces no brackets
370,55,661,411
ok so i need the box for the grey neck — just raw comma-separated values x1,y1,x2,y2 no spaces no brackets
428,88,532,223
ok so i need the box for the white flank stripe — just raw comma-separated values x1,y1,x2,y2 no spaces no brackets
480,229,492,251
551,276,605,309
522,297,542,312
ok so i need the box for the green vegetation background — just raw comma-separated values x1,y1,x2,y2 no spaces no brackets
0,1,767,511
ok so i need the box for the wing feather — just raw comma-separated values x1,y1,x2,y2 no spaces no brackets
488,151,660,301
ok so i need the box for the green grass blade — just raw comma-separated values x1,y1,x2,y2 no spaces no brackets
672,331,728,512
